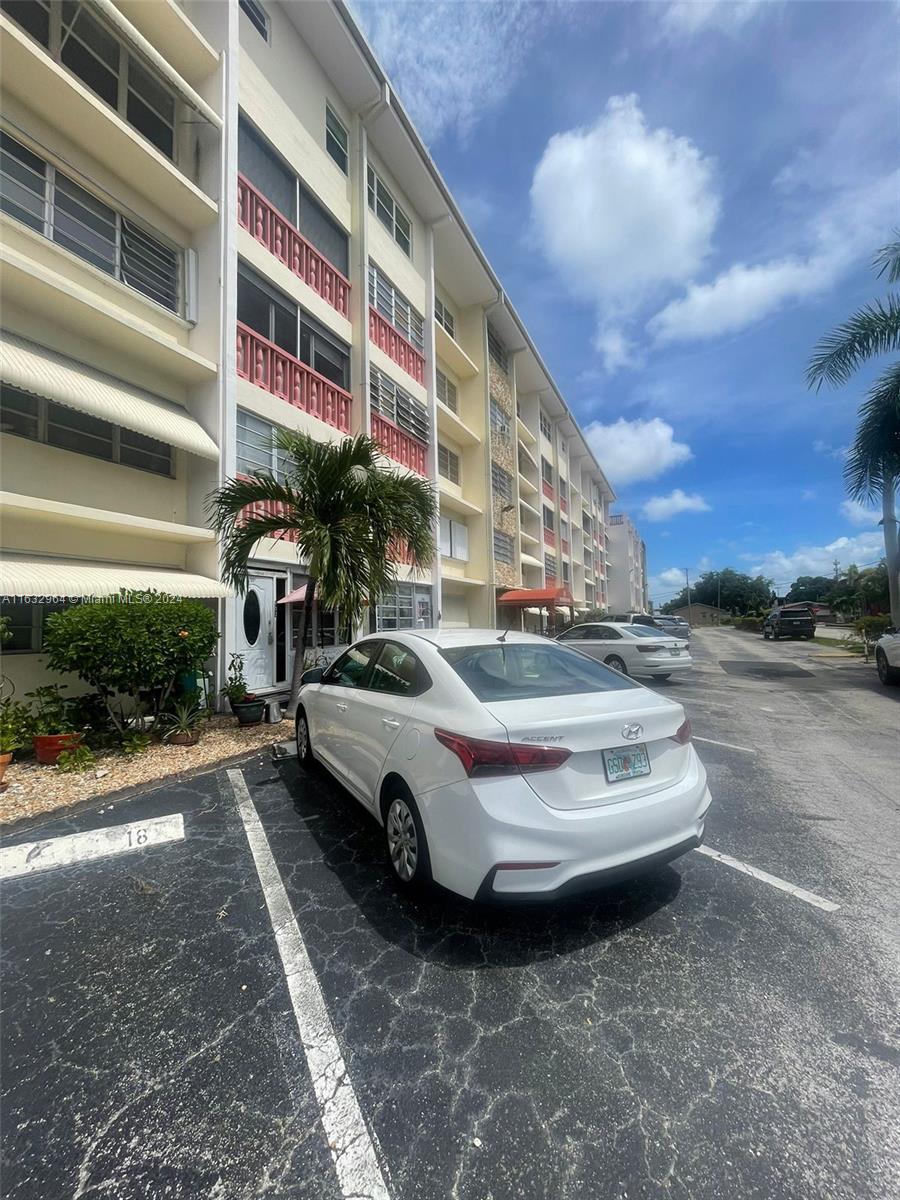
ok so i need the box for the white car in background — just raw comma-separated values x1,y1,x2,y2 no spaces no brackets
556,622,693,680
295,630,710,902
875,627,900,686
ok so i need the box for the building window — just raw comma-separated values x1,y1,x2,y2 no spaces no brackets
585,583,595,606
539,411,552,439
437,443,460,485
545,554,557,579
490,396,510,437
238,263,351,388
559,479,568,503
1,384,172,476
543,505,554,531
367,164,411,256
491,463,513,502
493,530,514,566
325,104,348,173
440,516,469,561
239,117,350,276
369,367,429,444
4,3,178,160
0,599,69,653
487,325,508,374
435,368,458,413
541,456,554,486
560,518,569,540
375,582,432,630
434,296,455,338
368,262,424,352
562,561,570,584
239,0,270,39
236,409,290,481
559,436,567,456
0,132,182,313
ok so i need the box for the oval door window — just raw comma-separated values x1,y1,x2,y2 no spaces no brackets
243,590,261,645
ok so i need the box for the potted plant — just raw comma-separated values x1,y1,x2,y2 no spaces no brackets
26,685,83,766
160,694,209,746
0,696,30,789
220,653,265,726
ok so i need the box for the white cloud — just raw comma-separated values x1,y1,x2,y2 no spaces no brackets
840,499,880,527
530,94,719,330
661,1,770,37
583,417,693,486
748,532,885,580
648,566,688,601
813,439,849,461
642,489,711,521
594,327,639,372
351,1,554,143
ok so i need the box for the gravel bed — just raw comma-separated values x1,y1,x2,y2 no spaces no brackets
0,716,289,827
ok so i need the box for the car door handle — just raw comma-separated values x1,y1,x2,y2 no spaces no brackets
336,702,348,712
382,718,401,729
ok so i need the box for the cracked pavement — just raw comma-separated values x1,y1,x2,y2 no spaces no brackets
2,628,898,1199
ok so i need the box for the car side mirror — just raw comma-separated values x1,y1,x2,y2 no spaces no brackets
301,667,324,685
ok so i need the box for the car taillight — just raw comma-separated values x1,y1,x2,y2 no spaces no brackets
636,644,664,653
434,729,571,777
670,718,692,745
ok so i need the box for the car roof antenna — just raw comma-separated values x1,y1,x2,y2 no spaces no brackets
497,614,514,642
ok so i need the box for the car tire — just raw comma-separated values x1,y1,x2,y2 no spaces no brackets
605,654,628,675
383,786,432,891
876,648,900,686
771,628,780,641
654,674,671,681
763,626,771,639
295,709,316,768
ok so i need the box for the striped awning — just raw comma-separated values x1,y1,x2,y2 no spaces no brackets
0,558,231,599
0,331,219,460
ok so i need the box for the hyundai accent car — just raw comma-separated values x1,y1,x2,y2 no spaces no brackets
295,630,711,901
556,622,693,679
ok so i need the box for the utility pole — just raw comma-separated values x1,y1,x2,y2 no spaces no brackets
684,568,693,626
716,572,721,624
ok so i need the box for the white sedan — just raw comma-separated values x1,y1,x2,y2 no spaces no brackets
875,627,900,686
556,621,693,679
295,630,711,901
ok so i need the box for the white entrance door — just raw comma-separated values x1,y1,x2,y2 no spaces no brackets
237,574,276,692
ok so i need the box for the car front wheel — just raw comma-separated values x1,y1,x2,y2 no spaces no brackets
384,789,431,890
876,648,900,686
296,709,315,768
763,626,771,639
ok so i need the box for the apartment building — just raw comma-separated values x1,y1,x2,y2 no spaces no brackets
606,513,649,614
0,0,615,700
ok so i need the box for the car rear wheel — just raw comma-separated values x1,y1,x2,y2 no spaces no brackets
383,788,432,890
876,648,900,686
295,709,315,768
605,654,628,675
653,674,671,681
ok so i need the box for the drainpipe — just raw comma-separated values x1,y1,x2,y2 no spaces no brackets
426,214,450,628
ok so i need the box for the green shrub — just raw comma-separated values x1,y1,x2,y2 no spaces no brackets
854,615,892,640
122,732,152,756
56,745,96,773
44,592,219,736
0,697,31,755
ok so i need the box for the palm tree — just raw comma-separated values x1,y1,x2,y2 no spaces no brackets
808,232,900,625
208,432,435,714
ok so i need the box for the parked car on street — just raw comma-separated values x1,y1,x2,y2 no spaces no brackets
610,612,660,628
295,630,710,901
762,607,816,640
557,622,693,679
874,627,900,686
654,615,691,640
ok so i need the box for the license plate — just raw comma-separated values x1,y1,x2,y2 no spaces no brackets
602,744,651,782
669,647,681,656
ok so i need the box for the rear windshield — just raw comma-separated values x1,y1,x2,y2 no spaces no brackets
627,625,670,639
781,609,812,618
440,642,638,702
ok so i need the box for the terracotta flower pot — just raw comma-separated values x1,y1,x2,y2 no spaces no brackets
167,731,199,746
33,732,83,766
0,751,12,790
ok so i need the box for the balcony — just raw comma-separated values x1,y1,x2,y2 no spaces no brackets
560,497,569,515
369,307,425,386
238,176,350,319
372,411,427,475
543,528,556,548
237,323,351,433
561,539,570,556
435,322,478,379
236,475,298,544
542,480,555,501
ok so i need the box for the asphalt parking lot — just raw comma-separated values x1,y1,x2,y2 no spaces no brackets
2,628,898,1200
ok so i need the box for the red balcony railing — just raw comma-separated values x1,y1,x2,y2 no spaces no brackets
238,174,350,318
368,307,425,385
560,497,568,514
237,323,351,433
372,411,427,475
561,538,570,556
542,480,555,500
543,528,556,548
235,474,298,543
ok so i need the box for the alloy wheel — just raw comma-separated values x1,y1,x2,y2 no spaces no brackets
877,650,888,684
606,655,627,675
296,714,311,765
386,797,418,882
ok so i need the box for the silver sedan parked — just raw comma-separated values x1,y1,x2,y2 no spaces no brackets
556,621,693,680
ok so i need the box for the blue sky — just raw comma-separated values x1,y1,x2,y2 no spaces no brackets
353,0,898,605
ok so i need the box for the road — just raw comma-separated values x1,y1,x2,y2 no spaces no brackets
2,628,898,1200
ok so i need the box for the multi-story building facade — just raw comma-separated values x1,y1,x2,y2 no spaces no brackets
0,0,615,700
606,513,649,614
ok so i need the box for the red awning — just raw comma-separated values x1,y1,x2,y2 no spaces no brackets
497,586,575,607
277,583,307,605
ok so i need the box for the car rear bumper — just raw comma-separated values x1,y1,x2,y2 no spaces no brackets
419,752,711,901
635,656,693,675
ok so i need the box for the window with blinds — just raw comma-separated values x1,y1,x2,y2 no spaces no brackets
491,463,513,502
493,530,514,565
367,262,424,352
437,443,460,484
436,368,458,413
369,367,429,444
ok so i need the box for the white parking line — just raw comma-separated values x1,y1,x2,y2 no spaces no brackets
226,769,390,1200
693,735,756,754
0,813,184,880
696,846,840,912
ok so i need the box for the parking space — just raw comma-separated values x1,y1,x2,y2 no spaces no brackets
2,629,898,1199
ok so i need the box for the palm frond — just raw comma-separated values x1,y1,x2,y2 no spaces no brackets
806,294,900,390
843,360,900,502
874,231,900,283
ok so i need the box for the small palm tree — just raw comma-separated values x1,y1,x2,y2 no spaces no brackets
808,232,900,625
208,432,435,714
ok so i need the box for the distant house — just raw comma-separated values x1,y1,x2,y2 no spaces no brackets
668,603,730,626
